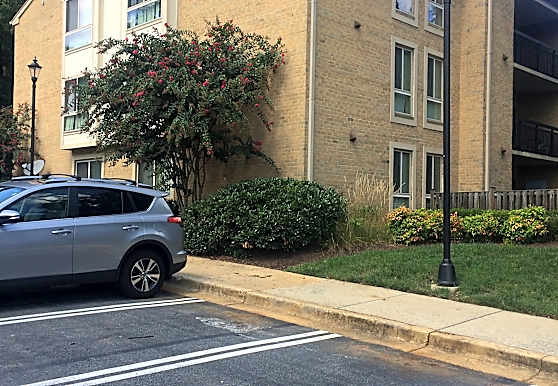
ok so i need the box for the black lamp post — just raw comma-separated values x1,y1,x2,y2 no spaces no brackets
437,0,457,286
27,57,42,176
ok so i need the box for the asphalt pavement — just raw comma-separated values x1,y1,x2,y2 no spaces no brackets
0,285,522,386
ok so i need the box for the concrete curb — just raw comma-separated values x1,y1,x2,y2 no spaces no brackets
164,276,558,380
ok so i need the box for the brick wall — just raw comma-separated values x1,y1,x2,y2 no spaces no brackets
12,0,68,175
177,0,310,195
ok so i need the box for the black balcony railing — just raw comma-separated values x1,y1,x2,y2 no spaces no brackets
513,119,558,158
514,30,558,79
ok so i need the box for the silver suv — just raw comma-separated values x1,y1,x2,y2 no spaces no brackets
0,175,187,298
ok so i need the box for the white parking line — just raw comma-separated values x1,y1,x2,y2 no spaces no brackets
24,331,340,386
0,298,204,326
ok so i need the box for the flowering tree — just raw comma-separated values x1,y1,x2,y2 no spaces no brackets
79,20,285,210
0,105,29,180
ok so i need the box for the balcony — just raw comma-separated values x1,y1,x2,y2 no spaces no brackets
514,31,558,79
513,119,558,158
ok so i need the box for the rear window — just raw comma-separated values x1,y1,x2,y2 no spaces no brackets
124,191,154,213
0,187,24,205
76,187,122,217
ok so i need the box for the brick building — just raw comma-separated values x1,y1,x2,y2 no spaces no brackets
10,0,558,209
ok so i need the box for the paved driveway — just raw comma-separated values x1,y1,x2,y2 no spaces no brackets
0,286,521,385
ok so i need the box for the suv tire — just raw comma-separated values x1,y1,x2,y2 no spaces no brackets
119,249,166,298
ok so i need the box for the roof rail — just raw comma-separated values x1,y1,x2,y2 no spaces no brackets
11,175,44,180
43,174,81,181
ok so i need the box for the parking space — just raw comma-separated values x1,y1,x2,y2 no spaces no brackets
0,286,521,386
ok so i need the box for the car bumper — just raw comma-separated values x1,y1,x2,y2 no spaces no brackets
169,251,187,276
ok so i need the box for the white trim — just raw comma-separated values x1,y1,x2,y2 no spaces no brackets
390,37,417,127
307,0,317,181
512,150,558,163
392,0,418,28
513,63,558,84
389,142,416,210
72,155,105,178
422,147,443,208
9,0,34,26
485,0,493,191
424,0,444,37
423,48,444,131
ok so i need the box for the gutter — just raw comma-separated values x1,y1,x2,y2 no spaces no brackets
307,0,317,181
484,0,493,191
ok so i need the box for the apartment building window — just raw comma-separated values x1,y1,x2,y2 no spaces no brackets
393,0,417,26
65,0,92,51
426,55,443,123
425,154,442,208
428,0,444,29
127,0,161,29
75,159,102,179
395,0,414,16
137,162,156,187
393,149,413,209
394,45,414,117
63,77,87,132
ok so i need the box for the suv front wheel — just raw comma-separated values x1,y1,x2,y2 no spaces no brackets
119,249,166,298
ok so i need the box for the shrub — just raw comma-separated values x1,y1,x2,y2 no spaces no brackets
182,177,347,256
501,206,549,244
462,212,503,242
386,208,462,245
548,211,558,241
336,172,391,248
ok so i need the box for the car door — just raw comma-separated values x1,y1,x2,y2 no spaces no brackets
72,187,144,275
0,187,74,281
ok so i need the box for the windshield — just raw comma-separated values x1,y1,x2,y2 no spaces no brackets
0,187,24,205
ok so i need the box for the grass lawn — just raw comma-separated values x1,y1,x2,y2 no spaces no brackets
287,243,558,319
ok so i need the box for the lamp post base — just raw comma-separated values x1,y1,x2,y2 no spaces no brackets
437,261,457,287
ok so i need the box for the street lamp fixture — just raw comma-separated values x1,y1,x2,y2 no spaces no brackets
27,57,42,176
437,0,457,287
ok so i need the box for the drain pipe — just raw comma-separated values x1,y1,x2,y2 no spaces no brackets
307,0,317,181
484,0,493,191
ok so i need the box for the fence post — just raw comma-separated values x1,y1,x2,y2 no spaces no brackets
488,186,495,209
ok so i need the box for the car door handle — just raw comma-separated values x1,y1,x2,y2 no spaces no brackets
122,225,139,231
51,229,72,235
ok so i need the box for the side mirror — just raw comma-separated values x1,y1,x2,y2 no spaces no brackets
0,210,21,225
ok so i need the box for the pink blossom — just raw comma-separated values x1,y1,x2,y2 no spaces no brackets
135,90,145,97
202,80,209,87
132,49,139,55
158,79,163,84
221,81,226,89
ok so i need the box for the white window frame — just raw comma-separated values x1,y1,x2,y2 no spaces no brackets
135,161,157,187
73,157,104,179
64,0,93,52
391,37,417,127
62,76,87,133
127,0,162,30
392,0,418,27
423,148,444,208
424,48,444,131
425,0,444,36
389,142,416,210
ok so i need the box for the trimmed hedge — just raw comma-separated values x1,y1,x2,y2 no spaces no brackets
387,206,549,245
183,177,347,256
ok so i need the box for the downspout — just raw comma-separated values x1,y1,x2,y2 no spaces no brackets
307,0,317,181
484,0,493,191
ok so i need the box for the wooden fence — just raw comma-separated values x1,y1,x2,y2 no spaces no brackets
431,189,558,211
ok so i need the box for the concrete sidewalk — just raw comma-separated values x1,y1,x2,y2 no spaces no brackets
164,256,558,384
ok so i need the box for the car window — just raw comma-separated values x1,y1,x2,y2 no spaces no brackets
6,188,69,222
76,187,122,217
0,187,24,205
123,191,154,213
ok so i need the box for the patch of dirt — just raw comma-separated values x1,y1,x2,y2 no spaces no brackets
205,243,400,270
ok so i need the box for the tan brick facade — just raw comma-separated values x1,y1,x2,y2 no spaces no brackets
11,0,557,205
